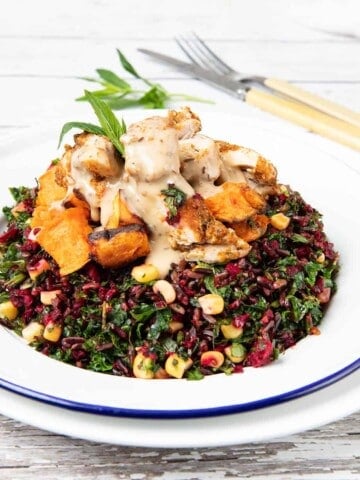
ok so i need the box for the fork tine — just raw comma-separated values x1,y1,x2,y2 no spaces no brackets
188,32,233,75
175,35,207,69
175,36,202,66
176,32,233,75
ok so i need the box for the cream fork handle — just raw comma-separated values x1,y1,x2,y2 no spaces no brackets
264,77,360,129
245,87,360,151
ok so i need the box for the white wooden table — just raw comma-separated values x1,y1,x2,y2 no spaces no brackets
0,1,359,478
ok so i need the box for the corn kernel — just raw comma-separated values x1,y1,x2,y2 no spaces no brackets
131,264,160,283
169,320,184,333
198,293,224,315
224,344,246,363
221,323,243,339
165,354,193,379
133,352,155,379
270,213,290,230
0,300,18,321
43,322,62,342
22,322,44,343
200,351,224,369
316,252,325,263
40,290,61,305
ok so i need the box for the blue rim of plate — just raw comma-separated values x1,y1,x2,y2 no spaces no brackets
0,357,359,419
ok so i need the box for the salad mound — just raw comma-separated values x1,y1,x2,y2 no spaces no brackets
0,108,339,380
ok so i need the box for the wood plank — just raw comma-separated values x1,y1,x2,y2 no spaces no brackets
1,38,360,81
0,412,359,479
0,0,358,42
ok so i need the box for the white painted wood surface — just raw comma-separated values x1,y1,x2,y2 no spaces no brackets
0,0,359,478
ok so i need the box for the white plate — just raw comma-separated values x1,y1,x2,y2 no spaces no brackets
0,111,359,421
0,367,359,447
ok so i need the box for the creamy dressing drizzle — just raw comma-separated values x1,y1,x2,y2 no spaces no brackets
121,174,193,277
219,163,247,184
69,168,101,221
99,178,123,227
118,116,199,276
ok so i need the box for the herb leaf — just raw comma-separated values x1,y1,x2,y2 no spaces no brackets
84,90,126,155
130,303,157,322
106,97,144,110
117,49,146,82
96,68,131,90
139,85,168,109
76,87,121,101
148,308,172,340
161,186,186,222
292,233,309,244
9,186,33,203
58,121,105,148
58,92,127,155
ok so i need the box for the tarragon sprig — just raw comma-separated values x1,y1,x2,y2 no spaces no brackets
58,90,126,155
77,49,211,110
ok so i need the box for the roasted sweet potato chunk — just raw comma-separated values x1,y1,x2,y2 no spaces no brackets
205,182,266,223
231,214,269,242
63,193,90,213
35,166,67,207
31,163,92,276
89,224,150,268
34,207,92,276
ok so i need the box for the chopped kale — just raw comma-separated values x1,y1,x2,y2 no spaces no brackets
0,185,339,378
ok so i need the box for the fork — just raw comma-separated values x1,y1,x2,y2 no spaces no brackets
175,33,360,129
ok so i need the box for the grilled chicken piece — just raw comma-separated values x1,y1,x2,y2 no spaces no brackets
217,162,248,184
121,115,180,182
216,141,260,168
56,132,121,187
179,134,221,197
215,140,252,183
168,106,202,140
184,244,249,264
71,133,121,178
58,133,122,222
252,156,277,185
168,195,250,263
216,140,277,188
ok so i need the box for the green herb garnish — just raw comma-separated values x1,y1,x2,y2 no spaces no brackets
161,185,186,221
83,90,126,155
58,90,127,155
77,49,210,110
